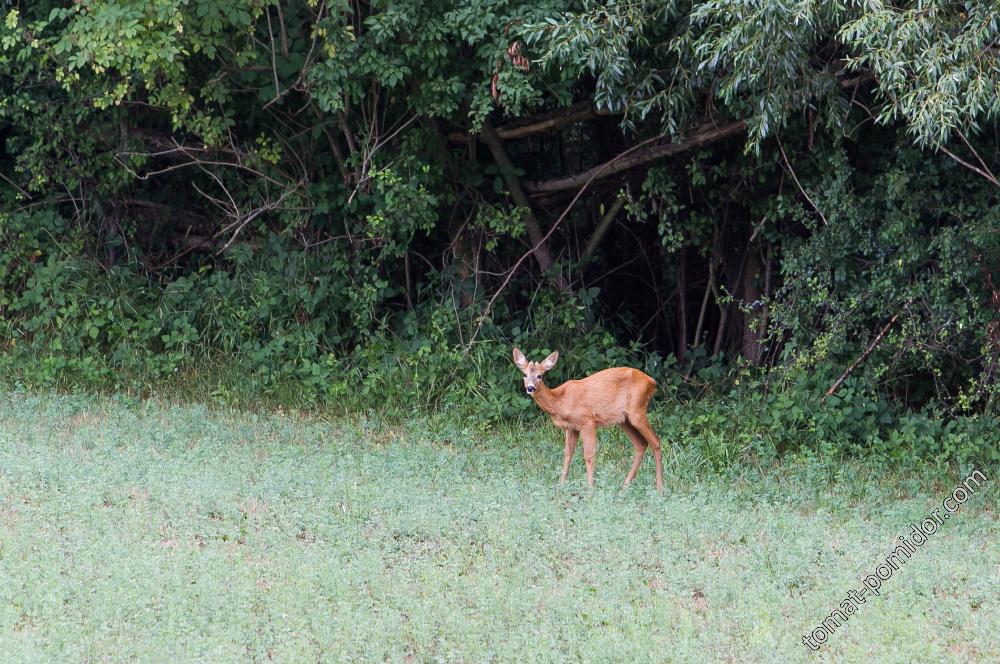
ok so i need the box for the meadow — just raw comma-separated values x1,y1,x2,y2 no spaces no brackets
0,390,996,662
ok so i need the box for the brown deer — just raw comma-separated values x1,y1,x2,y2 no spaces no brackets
513,348,664,493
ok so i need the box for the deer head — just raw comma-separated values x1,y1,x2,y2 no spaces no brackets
512,348,559,395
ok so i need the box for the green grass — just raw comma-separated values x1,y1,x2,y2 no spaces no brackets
0,390,997,662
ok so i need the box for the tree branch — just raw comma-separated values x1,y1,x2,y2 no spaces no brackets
778,136,828,225
822,303,910,401
522,121,747,195
450,102,613,143
938,138,999,187
580,195,626,266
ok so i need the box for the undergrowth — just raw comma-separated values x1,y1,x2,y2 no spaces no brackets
1,212,996,470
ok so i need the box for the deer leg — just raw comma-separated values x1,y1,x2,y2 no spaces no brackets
560,429,578,484
619,422,648,488
628,413,664,494
581,426,598,488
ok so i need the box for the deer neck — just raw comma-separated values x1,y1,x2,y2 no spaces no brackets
531,380,562,416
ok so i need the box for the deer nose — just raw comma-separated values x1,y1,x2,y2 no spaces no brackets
526,385,536,394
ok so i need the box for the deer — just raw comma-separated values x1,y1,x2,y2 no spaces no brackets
512,348,664,493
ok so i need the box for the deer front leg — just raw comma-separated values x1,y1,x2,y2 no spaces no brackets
581,426,598,488
561,429,578,484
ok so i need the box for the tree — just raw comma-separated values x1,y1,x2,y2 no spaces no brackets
0,0,996,412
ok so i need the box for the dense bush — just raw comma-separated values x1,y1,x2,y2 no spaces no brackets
2,207,995,468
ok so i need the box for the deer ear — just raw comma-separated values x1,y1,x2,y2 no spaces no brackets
541,350,559,371
512,348,528,370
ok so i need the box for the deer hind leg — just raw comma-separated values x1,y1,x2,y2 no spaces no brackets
560,429,579,484
628,411,664,494
581,426,598,488
619,422,648,488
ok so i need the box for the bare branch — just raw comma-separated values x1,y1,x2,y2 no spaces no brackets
265,7,282,101
580,195,626,266
449,103,613,144
116,138,291,189
0,169,31,199
937,132,1000,187
822,302,911,401
522,121,747,195
217,183,303,253
777,136,828,225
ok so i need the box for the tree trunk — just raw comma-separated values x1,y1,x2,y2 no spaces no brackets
480,120,567,289
757,244,773,362
676,247,688,363
448,216,479,308
424,117,481,309
710,225,729,358
580,196,625,267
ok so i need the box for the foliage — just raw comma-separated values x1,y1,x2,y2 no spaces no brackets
526,0,1000,150
1,0,997,465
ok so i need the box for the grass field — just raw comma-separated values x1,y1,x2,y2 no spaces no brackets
0,390,997,662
